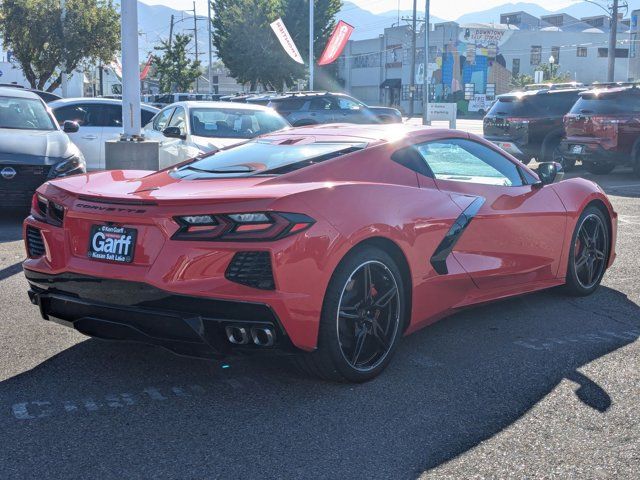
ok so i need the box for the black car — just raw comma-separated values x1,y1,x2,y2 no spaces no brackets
265,92,402,126
483,87,585,169
0,87,85,208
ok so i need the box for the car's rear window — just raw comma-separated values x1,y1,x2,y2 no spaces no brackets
171,139,366,179
488,92,580,117
190,108,289,138
570,91,640,115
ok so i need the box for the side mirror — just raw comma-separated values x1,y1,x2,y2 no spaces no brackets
163,126,186,140
62,120,79,133
535,161,564,187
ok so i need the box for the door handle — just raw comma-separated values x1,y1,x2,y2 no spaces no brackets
81,134,98,140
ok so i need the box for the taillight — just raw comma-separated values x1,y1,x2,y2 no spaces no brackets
172,212,315,241
31,193,65,226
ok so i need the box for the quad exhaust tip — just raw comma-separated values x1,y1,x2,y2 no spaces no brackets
225,325,276,347
250,326,275,347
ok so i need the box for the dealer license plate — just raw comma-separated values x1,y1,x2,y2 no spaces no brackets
87,224,137,263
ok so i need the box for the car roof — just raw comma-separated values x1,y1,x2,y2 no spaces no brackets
170,101,277,111
49,97,159,111
498,87,585,100
266,91,349,101
0,86,42,100
579,85,640,97
257,123,447,145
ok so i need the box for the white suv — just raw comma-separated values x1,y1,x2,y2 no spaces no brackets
49,98,158,170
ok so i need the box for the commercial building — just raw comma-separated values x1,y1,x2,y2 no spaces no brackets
338,10,636,115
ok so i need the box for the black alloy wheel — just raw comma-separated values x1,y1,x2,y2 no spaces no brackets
336,260,401,372
564,206,609,296
293,246,405,382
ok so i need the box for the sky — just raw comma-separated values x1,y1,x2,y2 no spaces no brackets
141,0,578,21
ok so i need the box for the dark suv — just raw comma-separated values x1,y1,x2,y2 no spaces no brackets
264,92,402,126
561,86,640,176
483,87,584,168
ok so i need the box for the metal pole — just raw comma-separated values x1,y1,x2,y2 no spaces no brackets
207,1,214,93
422,0,430,125
409,0,417,118
309,0,314,90
193,1,199,92
60,0,68,97
168,15,174,51
608,0,619,82
121,0,142,138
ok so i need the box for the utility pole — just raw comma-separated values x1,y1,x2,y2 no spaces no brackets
309,1,314,90
60,0,68,97
168,14,174,51
408,0,417,118
207,1,214,94
192,2,199,92
607,0,619,82
422,0,430,125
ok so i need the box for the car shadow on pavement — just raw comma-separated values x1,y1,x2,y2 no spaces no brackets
0,210,27,243
0,286,638,479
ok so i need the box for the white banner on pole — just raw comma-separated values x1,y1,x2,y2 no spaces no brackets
270,18,304,64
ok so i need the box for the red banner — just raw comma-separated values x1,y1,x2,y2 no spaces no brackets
140,56,153,80
318,20,354,66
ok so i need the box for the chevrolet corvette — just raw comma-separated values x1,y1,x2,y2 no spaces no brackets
23,124,617,382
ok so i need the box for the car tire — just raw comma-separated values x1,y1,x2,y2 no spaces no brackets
563,206,610,297
585,162,615,175
544,136,575,171
293,245,406,382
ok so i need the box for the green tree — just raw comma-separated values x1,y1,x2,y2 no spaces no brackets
0,0,119,91
211,0,342,90
152,33,202,92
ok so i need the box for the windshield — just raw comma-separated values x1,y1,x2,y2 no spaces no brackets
570,93,640,115
190,108,289,139
172,139,365,179
0,96,57,130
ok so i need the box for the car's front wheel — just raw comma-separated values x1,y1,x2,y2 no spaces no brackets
564,206,610,296
294,246,405,382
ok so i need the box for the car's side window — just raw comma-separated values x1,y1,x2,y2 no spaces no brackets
416,139,524,187
53,104,102,127
103,105,123,127
141,109,156,126
309,98,334,111
337,96,361,110
153,107,174,131
167,107,186,134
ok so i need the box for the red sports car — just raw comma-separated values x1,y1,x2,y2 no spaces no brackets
23,125,617,382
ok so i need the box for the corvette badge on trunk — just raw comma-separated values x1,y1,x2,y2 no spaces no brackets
88,225,137,263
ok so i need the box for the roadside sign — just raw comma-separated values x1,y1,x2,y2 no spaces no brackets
427,103,457,129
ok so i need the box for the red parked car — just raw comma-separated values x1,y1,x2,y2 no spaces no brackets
561,86,640,175
23,125,617,382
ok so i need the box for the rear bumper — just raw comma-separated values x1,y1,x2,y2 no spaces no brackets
24,269,297,359
560,140,628,165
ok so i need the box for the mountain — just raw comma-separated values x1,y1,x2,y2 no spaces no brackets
340,1,445,40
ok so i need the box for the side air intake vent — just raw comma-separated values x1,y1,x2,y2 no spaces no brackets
225,251,275,290
26,226,46,258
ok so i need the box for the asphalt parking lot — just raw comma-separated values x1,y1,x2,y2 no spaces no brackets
0,162,639,478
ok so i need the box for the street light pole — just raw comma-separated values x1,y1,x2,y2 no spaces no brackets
422,0,430,125
208,0,214,93
409,0,417,118
309,0,314,90
121,0,142,138
607,0,620,82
